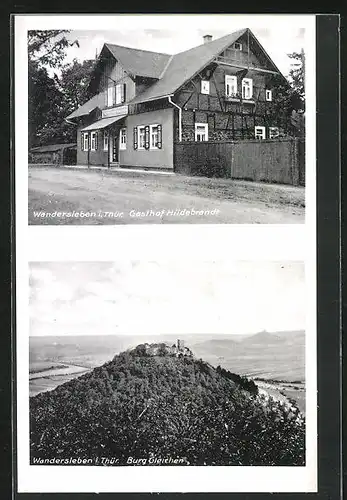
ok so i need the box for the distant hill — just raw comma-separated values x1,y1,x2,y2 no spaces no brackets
30,342,305,466
192,331,305,382
240,330,287,345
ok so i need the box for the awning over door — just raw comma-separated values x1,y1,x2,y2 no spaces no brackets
81,114,127,132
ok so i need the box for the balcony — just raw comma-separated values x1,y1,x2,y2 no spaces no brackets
224,93,255,105
215,55,279,75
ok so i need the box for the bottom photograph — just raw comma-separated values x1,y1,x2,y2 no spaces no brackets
29,260,305,467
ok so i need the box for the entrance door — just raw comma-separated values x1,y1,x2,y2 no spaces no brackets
109,133,118,163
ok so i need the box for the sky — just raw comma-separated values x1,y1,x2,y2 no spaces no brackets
29,261,305,336
60,25,305,78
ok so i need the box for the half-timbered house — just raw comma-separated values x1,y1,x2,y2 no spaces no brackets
66,28,299,171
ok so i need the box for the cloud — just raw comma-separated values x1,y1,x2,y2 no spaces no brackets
60,26,307,77
29,261,305,336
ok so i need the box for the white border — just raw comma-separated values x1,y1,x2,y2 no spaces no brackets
16,14,316,493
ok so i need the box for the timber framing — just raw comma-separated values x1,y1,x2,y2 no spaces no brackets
68,28,302,171
214,57,280,75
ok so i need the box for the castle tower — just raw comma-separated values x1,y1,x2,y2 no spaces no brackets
177,339,184,352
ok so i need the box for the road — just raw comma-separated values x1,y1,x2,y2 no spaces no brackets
28,167,305,225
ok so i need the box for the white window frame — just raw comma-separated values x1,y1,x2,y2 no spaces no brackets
225,75,238,97
115,84,122,105
201,80,210,95
103,131,109,151
149,124,160,150
90,131,97,151
119,128,127,150
195,123,208,142
269,126,279,139
234,42,242,51
107,85,115,107
83,132,89,151
255,126,266,140
138,126,146,150
266,89,273,101
242,78,253,100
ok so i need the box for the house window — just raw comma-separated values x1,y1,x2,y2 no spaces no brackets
107,83,126,106
225,75,238,97
119,128,127,150
201,80,210,95
115,84,122,105
149,124,160,149
269,127,279,139
82,132,89,151
266,89,273,101
138,126,146,149
242,78,253,99
103,131,109,151
107,84,115,107
195,123,208,142
255,126,266,140
90,131,97,151
234,42,242,50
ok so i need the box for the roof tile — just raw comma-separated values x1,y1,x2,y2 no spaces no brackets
105,43,171,79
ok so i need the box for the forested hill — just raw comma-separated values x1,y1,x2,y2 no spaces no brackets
30,342,305,466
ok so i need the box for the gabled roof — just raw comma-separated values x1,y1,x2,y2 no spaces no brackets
66,28,287,121
104,43,171,79
129,29,248,104
66,90,106,120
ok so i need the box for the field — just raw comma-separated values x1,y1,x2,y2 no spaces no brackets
255,380,306,415
29,332,305,412
28,167,305,225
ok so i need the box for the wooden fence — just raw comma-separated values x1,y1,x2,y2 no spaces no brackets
174,138,305,186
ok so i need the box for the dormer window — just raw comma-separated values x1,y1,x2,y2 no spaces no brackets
107,84,115,106
201,80,210,95
116,84,126,105
234,42,242,50
107,83,126,107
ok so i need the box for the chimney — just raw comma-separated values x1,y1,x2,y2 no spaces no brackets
203,34,213,44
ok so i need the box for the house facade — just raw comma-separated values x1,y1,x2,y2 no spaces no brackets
66,29,298,171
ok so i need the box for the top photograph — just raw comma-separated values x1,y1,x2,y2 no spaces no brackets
27,19,309,225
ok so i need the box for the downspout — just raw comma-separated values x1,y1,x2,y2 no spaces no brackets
168,96,182,142
87,136,90,169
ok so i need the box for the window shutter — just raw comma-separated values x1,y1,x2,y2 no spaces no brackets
133,127,138,150
157,124,162,149
122,84,126,103
87,133,90,150
81,132,84,151
145,125,150,149
95,132,98,150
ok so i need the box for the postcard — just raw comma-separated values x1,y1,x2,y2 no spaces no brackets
14,13,317,495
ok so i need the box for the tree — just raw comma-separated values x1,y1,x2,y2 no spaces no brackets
58,59,95,111
288,49,305,103
28,30,79,68
28,31,94,147
28,61,64,147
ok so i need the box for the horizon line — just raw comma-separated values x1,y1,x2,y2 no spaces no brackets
29,329,305,338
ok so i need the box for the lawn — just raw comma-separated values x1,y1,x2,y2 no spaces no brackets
28,166,305,225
